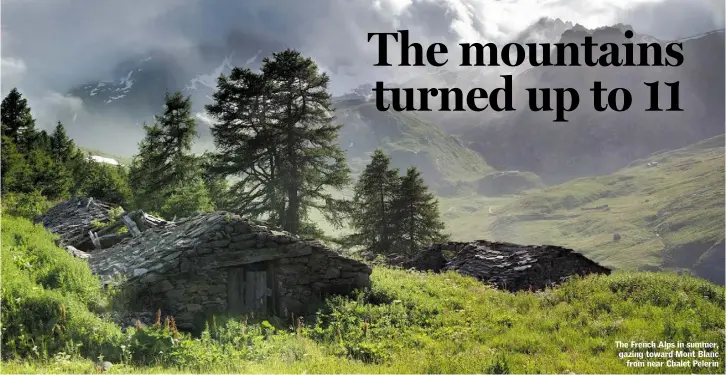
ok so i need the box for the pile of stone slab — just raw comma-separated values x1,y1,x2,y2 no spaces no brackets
37,197,174,256
394,240,611,292
36,197,117,250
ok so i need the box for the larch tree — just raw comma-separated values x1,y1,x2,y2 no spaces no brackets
0,135,31,194
50,121,75,164
206,68,284,220
1,88,36,152
129,92,212,217
391,167,449,255
206,50,350,236
348,149,400,254
262,49,350,235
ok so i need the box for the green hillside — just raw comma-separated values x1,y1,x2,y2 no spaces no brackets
335,99,494,193
440,135,725,283
2,214,724,374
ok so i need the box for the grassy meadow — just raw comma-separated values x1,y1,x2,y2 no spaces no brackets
437,135,725,276
1,214,724,374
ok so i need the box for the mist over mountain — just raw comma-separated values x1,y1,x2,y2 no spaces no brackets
62,30,289,154
1,0,723,186
462,27,725,183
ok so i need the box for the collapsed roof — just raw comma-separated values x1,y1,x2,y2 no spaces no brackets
393,240,611,292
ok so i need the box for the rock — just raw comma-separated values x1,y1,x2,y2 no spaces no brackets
132,268,148,277
392,240,610,292
96,361,112,372
322,267,340,279
359,252,376,261
613,232,621,242
65,245,90,259
152,280,174,293
401,247,448,272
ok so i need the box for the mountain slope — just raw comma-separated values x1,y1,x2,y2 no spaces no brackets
393,17,576,134
72,82,494,194
440,135,725,284
462,27,725,184
335,98,494,193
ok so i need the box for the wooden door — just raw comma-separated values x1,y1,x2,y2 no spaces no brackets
227,264,269,316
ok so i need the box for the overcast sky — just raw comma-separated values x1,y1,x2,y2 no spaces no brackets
1,0,723,132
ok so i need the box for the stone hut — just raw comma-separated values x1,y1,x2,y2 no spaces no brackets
80,211,372,331
398,240,611,292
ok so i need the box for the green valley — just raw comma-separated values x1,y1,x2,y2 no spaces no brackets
439,135,725,283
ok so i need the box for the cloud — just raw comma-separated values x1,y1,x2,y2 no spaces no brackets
4,0,720,92
1,57,27,77
619,0,725,40
1,0,721,150
1,57,27,90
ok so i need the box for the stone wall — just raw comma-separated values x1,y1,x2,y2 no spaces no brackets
399,240,610,292
88,212,371,330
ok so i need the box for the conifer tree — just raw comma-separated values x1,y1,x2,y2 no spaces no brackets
206,68,283,219
1,88,36,151
1,136,31,194
31,130,52,152
198,153,232,211
50,121,75,164
129,92,212,217
83,163,133,206
207,50,350,235
348,149,400,254
263,49,350,234
391,167,449,255
67,149,95,196
155,91,199,186
27,147,72,199
129,123,167,211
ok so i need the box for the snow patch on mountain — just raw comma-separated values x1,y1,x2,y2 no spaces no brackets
118,70,135,92
82,69,135,102
185,55,234,91
89,155,120,166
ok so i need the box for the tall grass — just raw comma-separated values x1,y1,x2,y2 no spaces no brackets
1,214,724,374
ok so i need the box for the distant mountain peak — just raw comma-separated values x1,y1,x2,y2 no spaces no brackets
513,17,575,44
559,23,658,44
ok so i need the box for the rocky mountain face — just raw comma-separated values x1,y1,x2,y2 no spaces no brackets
460,27,725,184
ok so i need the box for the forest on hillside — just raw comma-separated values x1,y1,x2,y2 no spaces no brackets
1,49,448,257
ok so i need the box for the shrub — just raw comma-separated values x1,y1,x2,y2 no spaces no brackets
0,191,54,220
